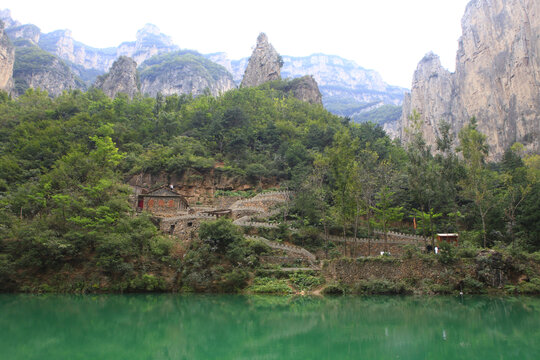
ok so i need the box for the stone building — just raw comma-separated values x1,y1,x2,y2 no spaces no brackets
136,185,189,217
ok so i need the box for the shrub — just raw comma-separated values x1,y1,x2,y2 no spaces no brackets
462,276,485,294
150,235,173,258
438,241,456,264
199,218,243,253
352,279,411,295
289,272,323,291
129,274,165,292
516,278,540,294
456,246,478,258
248,277,292,294
322,284,346,295
220,269,250,292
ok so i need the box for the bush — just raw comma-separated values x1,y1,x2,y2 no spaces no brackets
129,274,165,292
462,276,485,294
516,278,540,294
438,241,456,264
220,269,250,292
456,246,478,258
322,284,346,295
199,218,243,253
150,235,173,258
289,272,323,291
352,279,411,295
248,277,292,294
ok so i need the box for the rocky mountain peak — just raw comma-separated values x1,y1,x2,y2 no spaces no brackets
287,75,323,105
0,9,20,28
136,23,174,47
240,32,282,88
137,24,161,37
6,24,41,45
94,56,139,99
401,0,540,159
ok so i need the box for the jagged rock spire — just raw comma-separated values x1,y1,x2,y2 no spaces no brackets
240,33,282,88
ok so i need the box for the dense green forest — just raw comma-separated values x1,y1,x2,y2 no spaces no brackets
0,84,538,293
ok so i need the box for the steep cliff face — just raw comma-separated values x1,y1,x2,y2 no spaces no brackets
13,44,85,96
117,24,178,66
39,30,117,72
6,24,40,45
139,50,235,97
400,53,458,145
0,9,20,29
0,21,14,93
94,56,139,98
286,75,323,105
240,33,282,87
401,0,540,158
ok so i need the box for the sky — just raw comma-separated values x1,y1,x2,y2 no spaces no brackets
3,0,472,88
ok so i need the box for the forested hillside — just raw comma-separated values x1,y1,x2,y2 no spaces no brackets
0,84,538,293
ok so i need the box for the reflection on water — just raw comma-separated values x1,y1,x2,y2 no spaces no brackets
1,294,539,359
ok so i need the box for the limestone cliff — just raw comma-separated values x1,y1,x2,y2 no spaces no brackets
94,56,139,99
139,50,235,97
285,75,323,105
401,0,540,158
240,33,282,87
6,24,40,45
0,9,20,29
400,53,458,145
0,21,14,93
39,30,117,72
117,24,178,66
13,44,85,96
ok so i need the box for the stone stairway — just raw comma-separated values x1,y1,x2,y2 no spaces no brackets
246,235,319,270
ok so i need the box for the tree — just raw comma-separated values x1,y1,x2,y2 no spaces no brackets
349,148,380,255
327,129,358,252
372,186,404,252
412,208,442,247
199,218,243,253
458,118,498,247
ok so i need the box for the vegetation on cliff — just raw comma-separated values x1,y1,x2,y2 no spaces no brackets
0,83,538,293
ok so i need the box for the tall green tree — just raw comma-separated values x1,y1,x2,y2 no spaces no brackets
372,185,404,252
458,118,498,247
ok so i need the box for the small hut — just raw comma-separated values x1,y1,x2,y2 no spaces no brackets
437,233,459,245
137,185,189,216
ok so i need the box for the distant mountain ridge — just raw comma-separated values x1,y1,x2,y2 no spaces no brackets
0,9,406,124
208,52,406,124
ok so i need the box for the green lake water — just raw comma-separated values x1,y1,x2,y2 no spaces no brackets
1,294,539,359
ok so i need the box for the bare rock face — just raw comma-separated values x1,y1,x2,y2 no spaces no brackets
6,24,40,45
401,0,540,158
39,30,117,72
94,56,139,99
13,45,85,97
117,24,179,66
240,33,282,87
0,21,14,93
0,9,20,29
400,53,458,145
286,75,323,104
139,51,235,97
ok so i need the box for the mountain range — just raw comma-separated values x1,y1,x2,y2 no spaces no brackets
0,9,405,124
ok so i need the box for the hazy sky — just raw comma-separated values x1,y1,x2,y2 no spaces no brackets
3,0,472,88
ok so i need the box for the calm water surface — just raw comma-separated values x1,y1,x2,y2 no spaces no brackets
1,294,539,359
